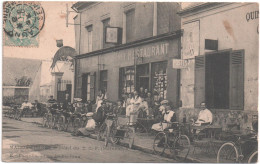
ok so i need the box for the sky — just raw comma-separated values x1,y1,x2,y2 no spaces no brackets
3,1,76,61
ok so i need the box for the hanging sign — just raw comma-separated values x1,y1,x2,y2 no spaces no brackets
172,59,190,69
105,27,122,44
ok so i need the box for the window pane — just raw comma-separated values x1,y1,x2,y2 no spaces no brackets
100,70,108,92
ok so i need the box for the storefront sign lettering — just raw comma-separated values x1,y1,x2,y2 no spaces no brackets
116,42,169,61
136,43,169,58
246,10,259,22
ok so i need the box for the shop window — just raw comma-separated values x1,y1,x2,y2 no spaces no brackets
100,70,108,93
119,66,135,98
86,25,93,52
151,61,167,101
194,50,244,109
126,9,135,43
102,18,113,49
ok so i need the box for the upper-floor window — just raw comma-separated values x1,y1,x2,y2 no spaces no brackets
102,18,113,49
86,25,93,52
126,9,135,43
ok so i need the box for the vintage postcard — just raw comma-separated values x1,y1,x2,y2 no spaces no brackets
2,1,259,163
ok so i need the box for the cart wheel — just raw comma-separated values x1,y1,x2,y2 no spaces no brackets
153,132,167,155
172,135,190,162
127,127,135,149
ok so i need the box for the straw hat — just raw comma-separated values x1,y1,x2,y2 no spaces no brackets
160,100,169,105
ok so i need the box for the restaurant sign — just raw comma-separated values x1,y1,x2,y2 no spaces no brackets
116,42,169,61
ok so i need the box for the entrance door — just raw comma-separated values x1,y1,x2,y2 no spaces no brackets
205,52,230,109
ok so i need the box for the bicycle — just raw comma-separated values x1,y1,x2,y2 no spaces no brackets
97,113,119,146
217,129,258,163
153,122,191,162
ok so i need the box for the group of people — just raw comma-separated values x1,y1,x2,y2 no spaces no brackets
20,91,214,137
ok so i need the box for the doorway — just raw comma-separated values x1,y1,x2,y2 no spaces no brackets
205,52,230,109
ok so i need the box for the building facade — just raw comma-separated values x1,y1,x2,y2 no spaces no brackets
72,2,182,106
178,3,259,130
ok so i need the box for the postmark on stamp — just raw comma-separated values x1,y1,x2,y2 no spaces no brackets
3,2,45,47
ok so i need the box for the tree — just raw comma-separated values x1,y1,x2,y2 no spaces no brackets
15,76,32,86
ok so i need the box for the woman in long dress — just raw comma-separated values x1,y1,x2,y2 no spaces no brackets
95,90,104,112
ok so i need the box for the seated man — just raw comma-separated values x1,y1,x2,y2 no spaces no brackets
151,100,176,132
19,99,33,118
74,112,96,136
113,100,125,115
193,102,213,126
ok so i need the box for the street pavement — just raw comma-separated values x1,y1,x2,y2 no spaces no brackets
2,117,176,162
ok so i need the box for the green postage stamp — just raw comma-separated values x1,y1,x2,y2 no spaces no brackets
3,2,45,47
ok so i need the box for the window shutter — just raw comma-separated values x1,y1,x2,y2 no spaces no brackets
194,55,205,107
229,50,244,110
90,72,96,101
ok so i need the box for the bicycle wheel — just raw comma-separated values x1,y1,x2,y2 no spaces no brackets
73,118,81,132
217,142,239,163
42,114,48,127
127,127,135,149
105,125,109,147
110,124,120,144
172,135,190,162
47,114,52,128
248,151,258,163
97,123,107,141
57,116,65,131
153,132,167,155
50,115,56,129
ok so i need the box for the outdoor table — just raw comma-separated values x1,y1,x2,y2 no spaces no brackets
136,118,156,133
191,125,222,139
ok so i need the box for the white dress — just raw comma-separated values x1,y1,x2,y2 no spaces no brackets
152,111,175,131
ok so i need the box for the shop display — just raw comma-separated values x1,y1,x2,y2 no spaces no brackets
153,70,167,101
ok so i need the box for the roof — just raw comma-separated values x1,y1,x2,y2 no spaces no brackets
177,2,230,16
3,57,42,86
71,2,97,12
